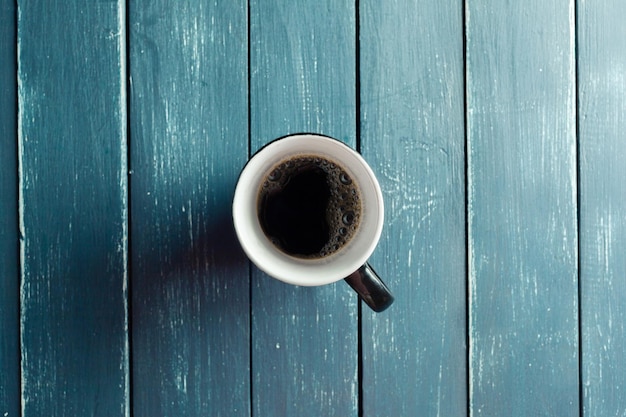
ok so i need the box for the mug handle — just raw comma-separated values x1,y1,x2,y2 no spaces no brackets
344,263,394,312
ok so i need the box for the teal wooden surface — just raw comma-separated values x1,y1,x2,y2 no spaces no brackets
578,0,626,415
129,1,250,416
360,0,467,415
249,1,358,416
3,1,626,416
17,0,129,416
1,1,19,416
467,0,579,415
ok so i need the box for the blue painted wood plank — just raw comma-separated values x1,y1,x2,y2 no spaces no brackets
128,1,250,416
1,1,19,416
466,1,579,415
17,1,129,415
578,1,626,415
249,1,358,415
359,0,467,415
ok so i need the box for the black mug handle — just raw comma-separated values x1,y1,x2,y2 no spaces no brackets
344,263,394,312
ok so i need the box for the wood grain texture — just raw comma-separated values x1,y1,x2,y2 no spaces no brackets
7,2,626,415
578,0,626,415
466,1,579,415
249,1,358,415
359,0,467,416
129,1,250,416
17,1,129,416
1,1,19,415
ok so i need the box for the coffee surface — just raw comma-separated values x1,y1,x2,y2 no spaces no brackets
257,154,362,259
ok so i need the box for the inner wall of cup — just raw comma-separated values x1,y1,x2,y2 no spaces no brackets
234,136,383,286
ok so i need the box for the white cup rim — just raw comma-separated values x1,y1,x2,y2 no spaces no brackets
232,134,384,286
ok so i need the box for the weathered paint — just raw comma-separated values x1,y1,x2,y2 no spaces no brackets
17,0,129,415
249,1,358,416
128,1,250,416
359,0,468,415
1,0,19,416
578,0,626,415
4,2,626,416
466,0,579,415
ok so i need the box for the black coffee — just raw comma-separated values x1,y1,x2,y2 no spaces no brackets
257,154,362,259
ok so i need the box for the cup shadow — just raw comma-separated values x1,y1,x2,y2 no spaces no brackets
131,193,250,324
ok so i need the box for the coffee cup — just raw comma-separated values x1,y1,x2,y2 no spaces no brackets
232,133,393,312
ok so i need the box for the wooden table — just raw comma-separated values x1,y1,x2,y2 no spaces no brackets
2,1,625,416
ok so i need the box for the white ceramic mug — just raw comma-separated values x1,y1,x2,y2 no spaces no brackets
233,133,393,312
